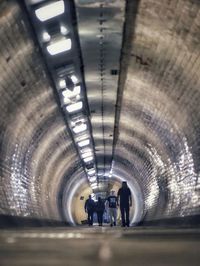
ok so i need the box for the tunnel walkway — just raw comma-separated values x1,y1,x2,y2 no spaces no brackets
0,2,200,265
0,226,200,266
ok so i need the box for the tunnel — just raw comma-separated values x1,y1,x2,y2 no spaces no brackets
0,0,200,265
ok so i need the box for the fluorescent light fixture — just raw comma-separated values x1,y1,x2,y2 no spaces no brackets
63,97,71,105
88,176,96,183
82,151,93,159
47,38,71,55
83,156,93,163
70,117,85,127
80,147,92,154
91,183,98,189
59,79,66,89
88,169,95,175
63,95,80,105
71,75,78,84
76,134,89,142
91,182,97,186
72,123,87,134
60,25,68,35
35,1,65,22
62,85,81,98
42,32,51,42
66,101,83,113
78,139,90,147
76,95,81,101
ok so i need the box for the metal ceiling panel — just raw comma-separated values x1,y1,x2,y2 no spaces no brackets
75,0,125,179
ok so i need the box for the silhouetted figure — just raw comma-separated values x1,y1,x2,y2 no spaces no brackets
106,190,118,226
96,197,105,226
84,195,95,226
117,181,132,227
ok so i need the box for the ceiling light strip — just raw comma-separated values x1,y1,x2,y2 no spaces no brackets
24,0,98,190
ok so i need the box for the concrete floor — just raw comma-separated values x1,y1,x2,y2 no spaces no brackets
0,226,199,266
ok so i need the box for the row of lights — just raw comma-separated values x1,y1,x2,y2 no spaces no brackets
24,0,98,190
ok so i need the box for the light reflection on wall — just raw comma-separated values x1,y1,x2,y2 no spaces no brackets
167,137,199,217
144,137,200,219
26,145,41,217
144,145,161,210
4,142,42,218
62,169,87,225
10,144,30,216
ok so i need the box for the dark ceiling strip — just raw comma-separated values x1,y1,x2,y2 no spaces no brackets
112,0,141,151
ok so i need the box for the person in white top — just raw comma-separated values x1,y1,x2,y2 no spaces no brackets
106,190,118,227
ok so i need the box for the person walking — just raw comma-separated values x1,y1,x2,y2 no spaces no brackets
84,195,95,226
95,197,105,226
117,181,132,227
106,190,118,227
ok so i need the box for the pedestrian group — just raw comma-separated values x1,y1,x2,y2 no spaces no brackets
84,181,132,227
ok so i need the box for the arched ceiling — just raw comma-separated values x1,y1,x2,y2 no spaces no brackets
0,0,199,226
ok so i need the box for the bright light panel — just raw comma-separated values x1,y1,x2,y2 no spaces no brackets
60,25,68,35
35,1,65,22
71,75,78,84
83,156,93,163
82,151,92,159
81,147,92,154
63,95,80,105
88,176,96,182
66,101,83,113
78,139,90,147
59,79,66,89
63,97,71,105
91,183,98,188
72,123,87,134
71,118,84,127
88,169,95,175
47,38,71,55
42,32,51,42
62,85,80,99
76,134,89,142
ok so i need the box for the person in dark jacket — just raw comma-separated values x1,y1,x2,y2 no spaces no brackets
95,197,105,226
117,181,132,227
84,195,95,226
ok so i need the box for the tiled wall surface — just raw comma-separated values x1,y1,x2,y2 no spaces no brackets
115,0,200,221
0,0,200,224
0,1,81,222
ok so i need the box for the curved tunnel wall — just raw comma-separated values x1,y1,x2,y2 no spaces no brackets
114,0,200,224
0,0,199,227
62,163,143,225
0,1,84,225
